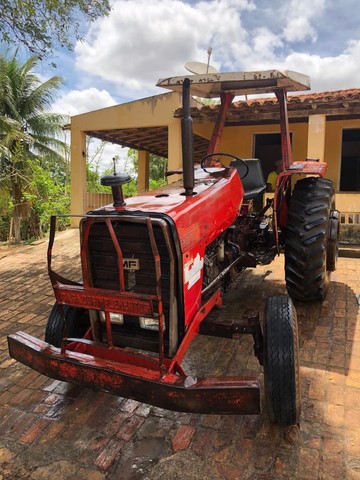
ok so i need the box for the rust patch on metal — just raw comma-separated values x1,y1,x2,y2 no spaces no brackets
55,286,154,317
8,332,261,415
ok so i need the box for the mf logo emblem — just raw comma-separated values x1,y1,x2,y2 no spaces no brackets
123,258,140,270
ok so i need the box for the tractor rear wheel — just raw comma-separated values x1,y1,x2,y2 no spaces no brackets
285,177,339,302
45,304,90,348
264,295,301,425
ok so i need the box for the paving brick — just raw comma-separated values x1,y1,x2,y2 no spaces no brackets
346,371,360,388
16,369,41,387
323,436,345,454
297,447,321,479
21,389,49,410
347,431,360,457
191,429,215,458
231,437,254,469
94,438,125,471
0,447,15,464
0,357,16,369
1,231,360,479
8,386,34,405
137,415,175,439
309,378,326,401
324,404,345,428
344,407,360,431
86,404,118,430
171,424,195,451
6,411,38,440
103,411,130,437
345,387,360,406
116,414,145,442
304,399,324,423
320,453,346,480
19,417,51,444
215,463,244,480
38,420,66,444
120,398,140,414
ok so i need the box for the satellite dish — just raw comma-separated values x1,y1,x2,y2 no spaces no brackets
185,61,218,75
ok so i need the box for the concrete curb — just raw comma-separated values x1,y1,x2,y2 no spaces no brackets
339,244,360,258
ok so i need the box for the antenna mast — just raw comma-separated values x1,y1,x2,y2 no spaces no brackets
206,47,212,74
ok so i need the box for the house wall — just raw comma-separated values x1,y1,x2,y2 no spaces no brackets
324,119,360,191
195,118,360,194
193,122,309,164
70,93,360,233
219,123,309,162
70,92,182,224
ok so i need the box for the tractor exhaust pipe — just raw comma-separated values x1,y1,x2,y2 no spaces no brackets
181,78,194,196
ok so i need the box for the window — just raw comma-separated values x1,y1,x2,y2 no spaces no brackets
340,129,360,192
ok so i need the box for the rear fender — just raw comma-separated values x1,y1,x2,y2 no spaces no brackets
273,160,328,236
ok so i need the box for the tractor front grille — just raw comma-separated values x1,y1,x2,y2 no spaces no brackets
84,218,176,353
88,221,170,297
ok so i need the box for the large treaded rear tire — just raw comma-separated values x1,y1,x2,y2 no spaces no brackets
45,304,90,347
285,177,337,302
264,295,301,425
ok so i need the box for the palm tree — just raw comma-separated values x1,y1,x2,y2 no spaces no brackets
0,52,67,243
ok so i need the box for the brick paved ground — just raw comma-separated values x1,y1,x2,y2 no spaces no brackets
0,229,359,480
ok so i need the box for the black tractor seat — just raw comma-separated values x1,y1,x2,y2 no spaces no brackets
230,158,266,201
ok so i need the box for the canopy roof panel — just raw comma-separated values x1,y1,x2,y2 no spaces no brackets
156,70,310,98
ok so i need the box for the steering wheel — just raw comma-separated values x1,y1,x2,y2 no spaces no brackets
200,152,249,179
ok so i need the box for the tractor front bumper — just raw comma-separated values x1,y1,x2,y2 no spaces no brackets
8,331,261,415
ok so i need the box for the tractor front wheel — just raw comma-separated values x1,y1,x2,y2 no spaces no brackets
45,304,90,348
285,177,339,302
263,295,301,425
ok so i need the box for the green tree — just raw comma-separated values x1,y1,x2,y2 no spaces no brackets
1,0,110,60
86,162,138,198
0,52,67,243
129,149,168,187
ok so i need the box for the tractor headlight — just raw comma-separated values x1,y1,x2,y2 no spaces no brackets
99,311,124,325
139,317,164,331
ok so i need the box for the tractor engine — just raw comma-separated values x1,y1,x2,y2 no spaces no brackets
202,208,276,295
202,233,239,292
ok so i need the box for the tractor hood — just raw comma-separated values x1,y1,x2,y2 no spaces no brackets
92,167,244,252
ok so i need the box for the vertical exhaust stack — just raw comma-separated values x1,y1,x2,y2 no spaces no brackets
181,78,195,196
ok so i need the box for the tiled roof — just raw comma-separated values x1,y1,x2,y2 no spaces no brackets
182,88,360,123
87,88,360,158
240,88,360,106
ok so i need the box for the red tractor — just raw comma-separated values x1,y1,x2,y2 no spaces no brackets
8,70,339,426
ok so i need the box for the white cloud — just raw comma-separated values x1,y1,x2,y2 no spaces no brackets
63,0,360,104
74,0,255,98
281,0,325,43
252,27,283,60
282,17,317,43
278,40,360,92
52,87,117,116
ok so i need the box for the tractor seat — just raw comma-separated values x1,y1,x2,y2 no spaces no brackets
230,158,266,201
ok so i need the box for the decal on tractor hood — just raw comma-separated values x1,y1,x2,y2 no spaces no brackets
184,253,204,289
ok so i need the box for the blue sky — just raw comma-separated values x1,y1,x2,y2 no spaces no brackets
40,0,360,169
48,0,360,117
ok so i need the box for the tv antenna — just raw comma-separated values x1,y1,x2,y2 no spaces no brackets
185,46,218,74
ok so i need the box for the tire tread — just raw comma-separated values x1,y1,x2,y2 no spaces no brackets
285,177,335,301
